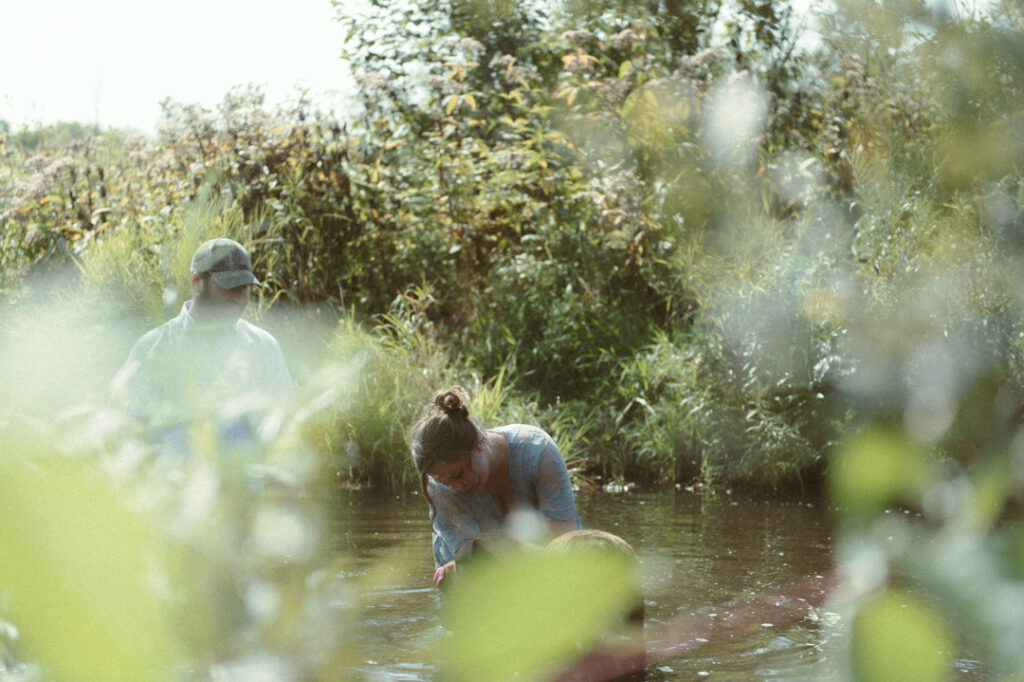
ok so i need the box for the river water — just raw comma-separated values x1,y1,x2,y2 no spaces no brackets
331,488,841,680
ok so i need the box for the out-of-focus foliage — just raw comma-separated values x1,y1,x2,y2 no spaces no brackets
811,1,1024,677
441,547,638,681
851,589,956,682
3,0,1024,675
0,295,381,680
0,445,181,682
0,403,350,680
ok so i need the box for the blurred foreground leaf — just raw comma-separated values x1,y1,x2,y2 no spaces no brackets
0,451,180,681
852,589,954,682
441,549,636,681
832,428,935,522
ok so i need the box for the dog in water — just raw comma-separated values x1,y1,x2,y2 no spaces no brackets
445,527,644,626
545,528,645,628
440,527,835,681
441,527,647,681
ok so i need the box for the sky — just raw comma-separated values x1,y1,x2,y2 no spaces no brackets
1,0,358,134
1,0,995,136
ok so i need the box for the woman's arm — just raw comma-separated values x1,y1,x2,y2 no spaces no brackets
534,437,582,529
430,484,481,569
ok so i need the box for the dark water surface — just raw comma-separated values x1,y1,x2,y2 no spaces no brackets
331,488,841,680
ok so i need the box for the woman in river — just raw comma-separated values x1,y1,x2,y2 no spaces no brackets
409,387,581,586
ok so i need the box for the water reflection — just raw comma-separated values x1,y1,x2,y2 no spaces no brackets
332,489,840,680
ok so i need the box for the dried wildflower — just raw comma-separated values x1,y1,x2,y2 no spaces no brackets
561,29,595,44
26,227,44,244
489,54,515,69
124,134,147,149
355,72,390,89
14,174,50,201
597,78,632,104
459,38,485,53
26,155,48,172
426,76,467,95
608,29,640,50
488,55,535,85
841,52,863,70
124,135,154,162
504,66,537,85
44,156,75,179
679,47,722,73
695,48,721,66
589,165,645,210
129,147,153,163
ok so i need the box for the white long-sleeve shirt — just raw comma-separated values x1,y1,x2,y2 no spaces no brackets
111,301,294,431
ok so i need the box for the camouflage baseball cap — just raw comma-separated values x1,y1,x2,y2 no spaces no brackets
190,237,260,288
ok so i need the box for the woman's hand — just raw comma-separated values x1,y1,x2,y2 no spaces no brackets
433,560,457,589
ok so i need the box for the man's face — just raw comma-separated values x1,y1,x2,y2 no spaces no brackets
195,276,249,324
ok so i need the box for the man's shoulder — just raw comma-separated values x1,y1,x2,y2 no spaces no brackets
236,319,283,347
131,314,187,352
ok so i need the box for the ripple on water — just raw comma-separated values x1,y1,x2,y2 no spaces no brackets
334,489,840,680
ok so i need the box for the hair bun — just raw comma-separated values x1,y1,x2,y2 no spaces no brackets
435,388,469,419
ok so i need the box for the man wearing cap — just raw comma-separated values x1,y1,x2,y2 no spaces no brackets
111,237,294,438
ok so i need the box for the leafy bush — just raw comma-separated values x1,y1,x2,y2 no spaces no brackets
2,0,1023,503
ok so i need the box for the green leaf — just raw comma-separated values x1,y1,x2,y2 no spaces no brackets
966,459,1011,532
621,94,636,118
831,428,934,521
852,590,954,682
442,549,636,680
0,455,181,681
618,60,633,79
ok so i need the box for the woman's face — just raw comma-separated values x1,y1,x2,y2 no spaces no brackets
429,442,488,494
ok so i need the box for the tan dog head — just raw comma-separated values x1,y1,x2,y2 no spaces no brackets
546,529,645,627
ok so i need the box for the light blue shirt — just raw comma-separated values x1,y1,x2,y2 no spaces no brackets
111,301,294,430
429,424,581,568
